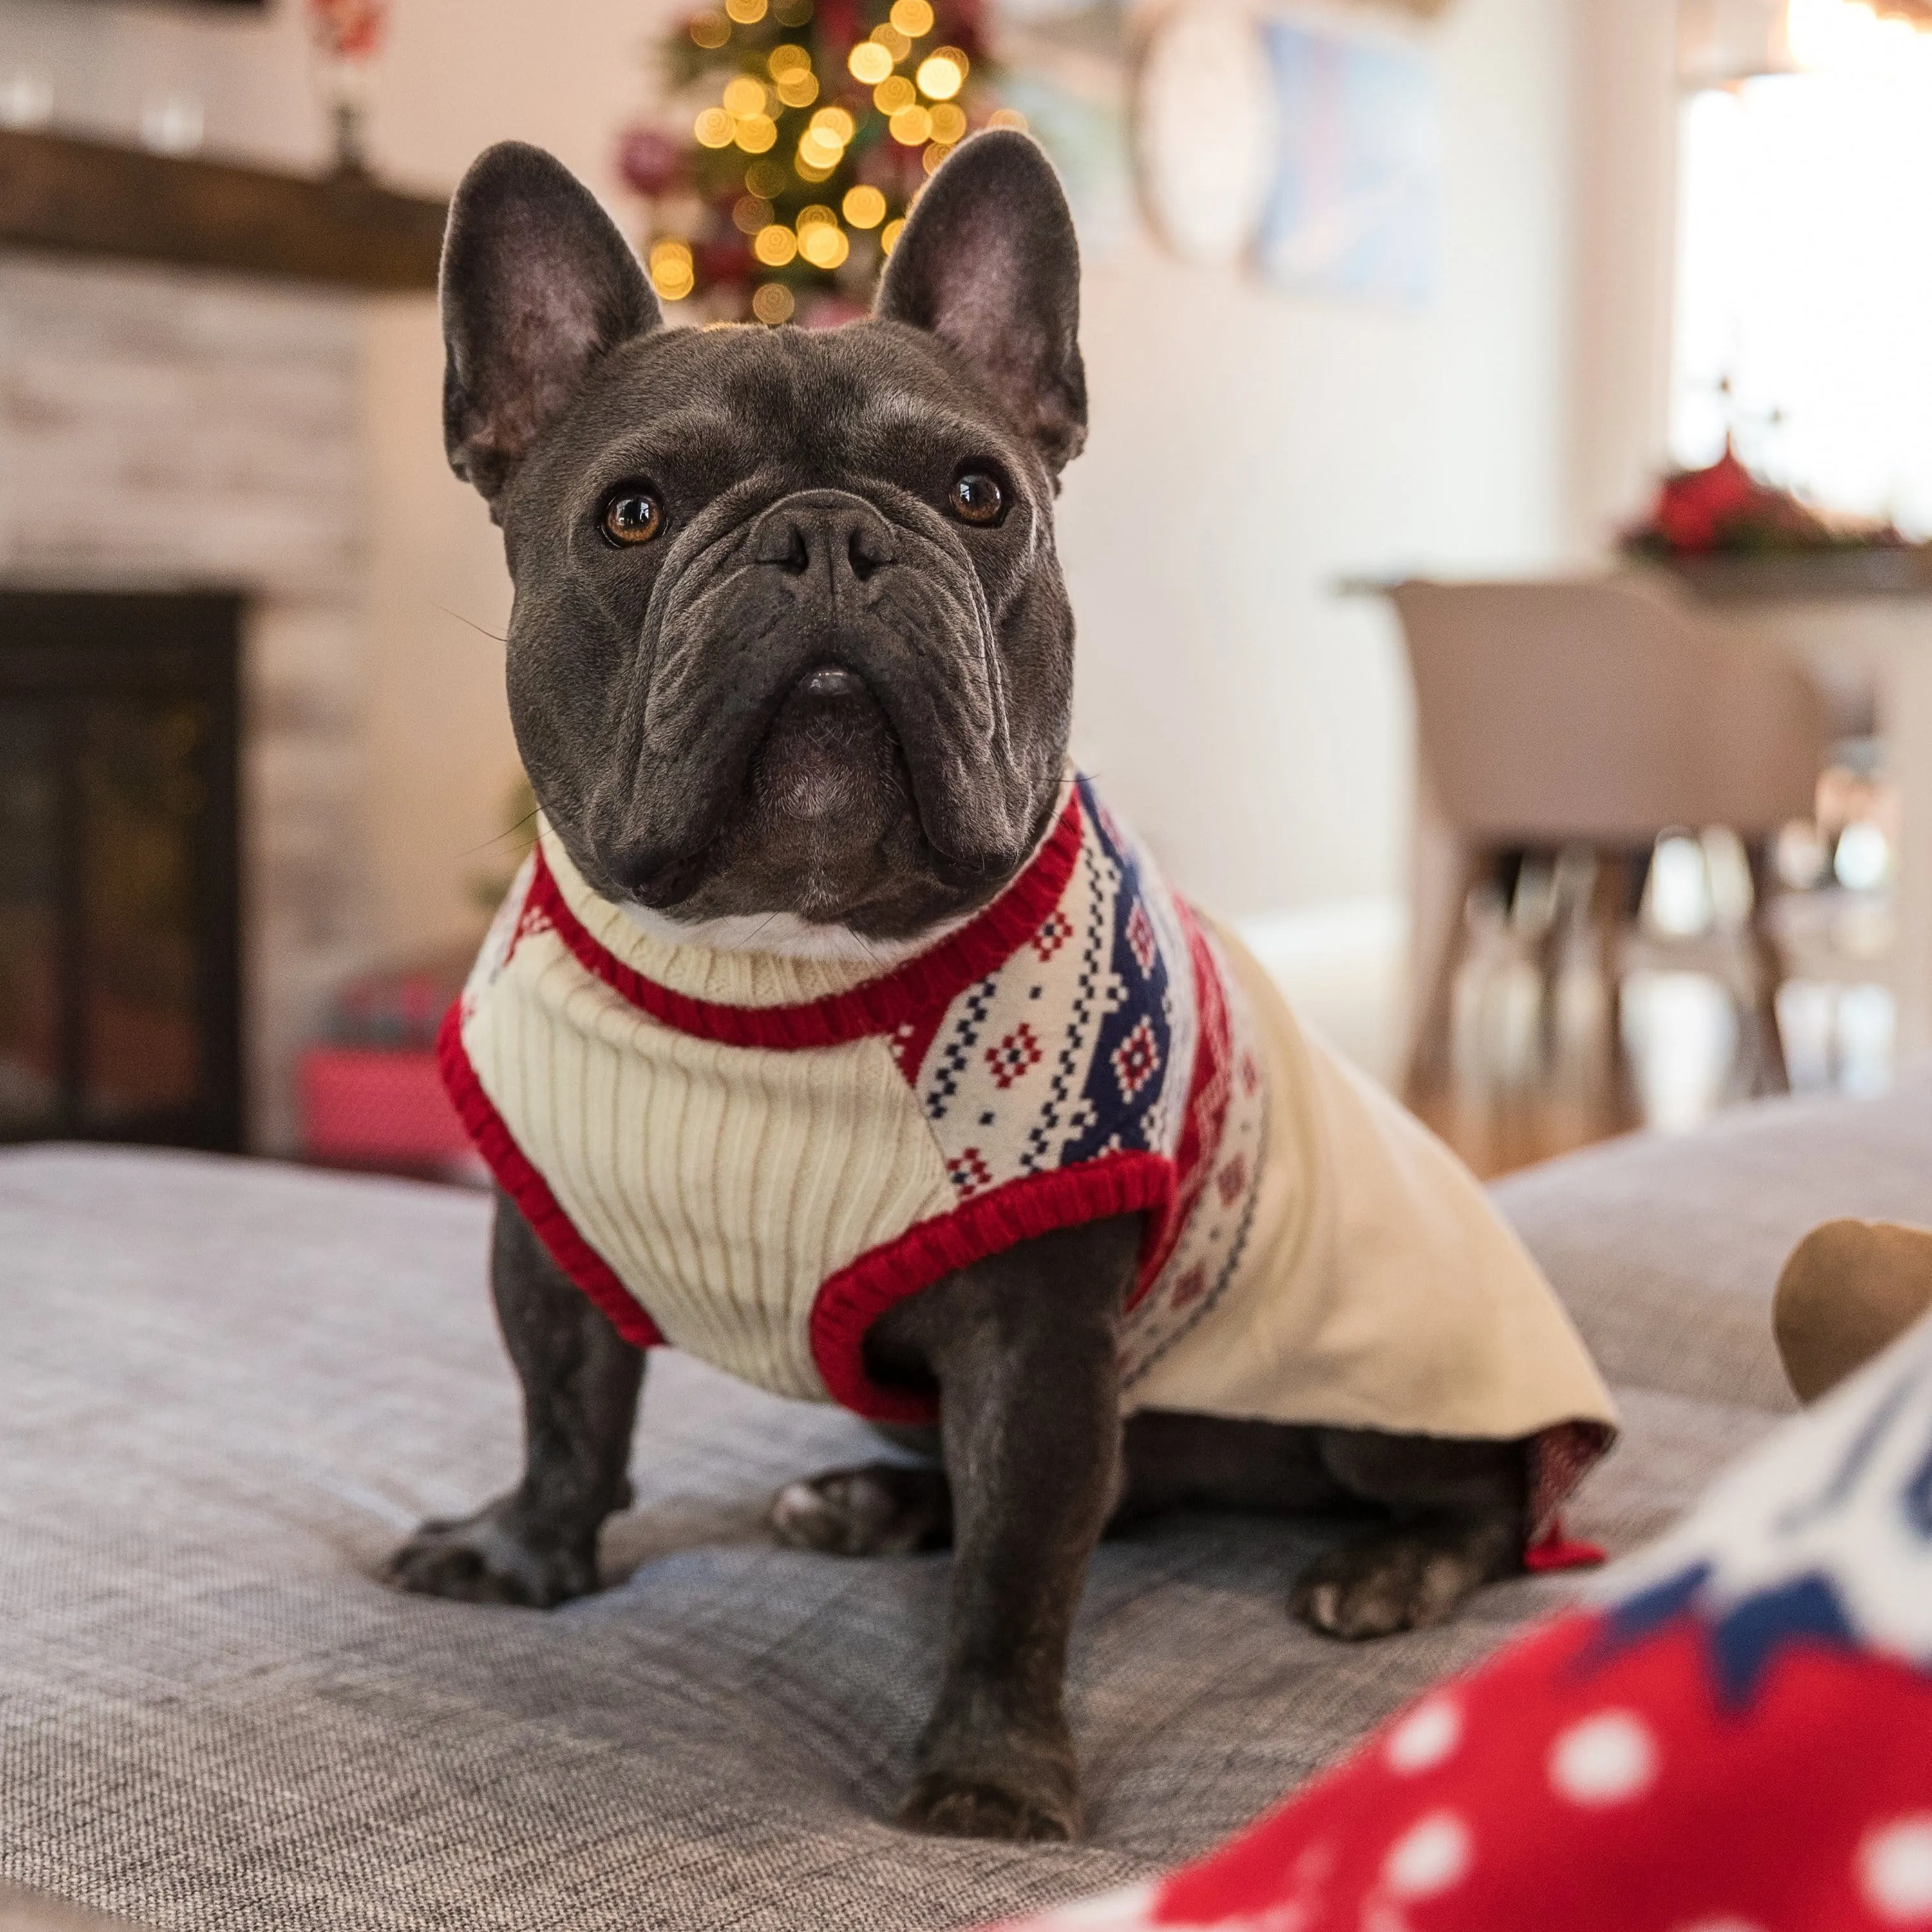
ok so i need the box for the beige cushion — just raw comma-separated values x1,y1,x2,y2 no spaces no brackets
1495,1075,1932,1417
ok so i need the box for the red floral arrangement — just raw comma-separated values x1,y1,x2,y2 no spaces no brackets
618,0,1018,327
1624,442,1906,560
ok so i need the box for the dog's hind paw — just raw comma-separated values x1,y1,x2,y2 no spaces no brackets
768,1463,951,1557
1290,1528,1495,1642
383,1499,599,1609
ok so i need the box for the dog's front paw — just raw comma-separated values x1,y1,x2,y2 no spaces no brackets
897,1708,1082,1842
896,1766,1080,1843
384,1498,599,1608
768,1463,951,1557
1290,1530,1490,1642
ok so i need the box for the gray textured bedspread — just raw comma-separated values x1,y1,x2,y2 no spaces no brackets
2,1079,1928,1930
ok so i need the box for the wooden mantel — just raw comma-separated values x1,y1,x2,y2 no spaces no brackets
0,128,446,292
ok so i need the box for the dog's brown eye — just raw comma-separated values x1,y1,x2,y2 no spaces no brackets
602,490,663,546
949,471,1005,526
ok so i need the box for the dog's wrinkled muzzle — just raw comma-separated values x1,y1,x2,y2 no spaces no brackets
601,488,1036,902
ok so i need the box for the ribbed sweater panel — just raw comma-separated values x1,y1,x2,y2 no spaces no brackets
462,929,951,1401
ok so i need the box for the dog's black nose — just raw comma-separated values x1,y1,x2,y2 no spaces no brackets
751,490,897,587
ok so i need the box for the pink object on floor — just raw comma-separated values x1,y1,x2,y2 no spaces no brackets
299,1044,475,1168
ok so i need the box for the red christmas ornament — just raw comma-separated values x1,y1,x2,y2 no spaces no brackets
618,128,685,198
817,0,862,53
697,236,755,287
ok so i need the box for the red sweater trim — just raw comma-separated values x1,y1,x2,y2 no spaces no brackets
435,1003,664,1350
527,788,1085,1050
1524,1526,1607,1572
808,1151,1175,1424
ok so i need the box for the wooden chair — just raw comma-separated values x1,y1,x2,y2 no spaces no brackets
1388,574,1828,1110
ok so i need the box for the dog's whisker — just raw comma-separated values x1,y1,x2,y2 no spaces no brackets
431,601,510,645
451,807,542,862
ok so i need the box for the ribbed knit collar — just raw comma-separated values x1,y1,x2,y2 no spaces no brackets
526,782,1086,1048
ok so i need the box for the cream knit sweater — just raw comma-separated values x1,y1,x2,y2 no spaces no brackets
442,776,1617,1533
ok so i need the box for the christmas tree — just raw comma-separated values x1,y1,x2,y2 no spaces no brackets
618,0,1020,326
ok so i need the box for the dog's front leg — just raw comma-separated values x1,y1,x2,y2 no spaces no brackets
385,1189,643,1607
873,1215,1140,1842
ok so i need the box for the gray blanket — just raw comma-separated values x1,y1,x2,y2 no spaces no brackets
3,1079,1929,1931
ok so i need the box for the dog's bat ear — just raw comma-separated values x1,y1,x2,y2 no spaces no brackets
875,130,1086,474
440,142,661,505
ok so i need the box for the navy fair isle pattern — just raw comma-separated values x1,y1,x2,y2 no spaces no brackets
1593,1306,1932,1694
894,777,1267,1386
1060,777,1199,1172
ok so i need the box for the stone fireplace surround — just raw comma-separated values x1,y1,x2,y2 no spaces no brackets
0,253,372,1152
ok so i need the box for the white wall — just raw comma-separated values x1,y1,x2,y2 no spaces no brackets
1,0,1588,973
1064,0,1575,920
0,0,659,194
1563,0,1679,558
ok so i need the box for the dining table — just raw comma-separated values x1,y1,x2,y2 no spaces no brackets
1654,550,1932,1064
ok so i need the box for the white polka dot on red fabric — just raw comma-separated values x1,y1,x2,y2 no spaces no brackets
1674,1919,1768,1932
1383,1812,1473,1899
1385,1698,1463,1776
1042,1883,1156,1926
1548,1710,1658,1807
1861,1817,1932,1922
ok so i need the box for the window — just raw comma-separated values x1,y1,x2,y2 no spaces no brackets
1672,24,1932,533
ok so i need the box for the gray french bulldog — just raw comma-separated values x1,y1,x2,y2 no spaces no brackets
386,133,1531,1842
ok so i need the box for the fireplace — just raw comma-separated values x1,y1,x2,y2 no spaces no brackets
0,251,392,1153
0,589,242,1150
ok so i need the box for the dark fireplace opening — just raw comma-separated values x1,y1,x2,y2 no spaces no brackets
0,591,242,1151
